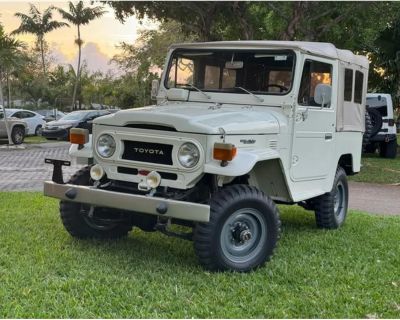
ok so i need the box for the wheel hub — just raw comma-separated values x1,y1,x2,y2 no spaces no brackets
231,222,252,244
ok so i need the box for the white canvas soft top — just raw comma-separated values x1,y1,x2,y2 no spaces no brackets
170,41,369,69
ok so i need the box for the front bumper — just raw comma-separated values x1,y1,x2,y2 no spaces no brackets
42,128,69,139
369,133,397,143
44,181,210,222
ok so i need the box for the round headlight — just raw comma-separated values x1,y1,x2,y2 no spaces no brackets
97,134,116,158
178,142,200,168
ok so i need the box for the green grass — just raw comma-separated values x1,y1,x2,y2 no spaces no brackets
24,135,50,144
349,154,400,184
0,193,399,318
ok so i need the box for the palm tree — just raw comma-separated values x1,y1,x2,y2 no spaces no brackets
12,4,68,76
58,1,105,109
0,27,27,144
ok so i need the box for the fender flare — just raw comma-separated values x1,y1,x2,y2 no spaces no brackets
203,148,280,176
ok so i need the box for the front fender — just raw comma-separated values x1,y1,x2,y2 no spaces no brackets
203,148,280,176
69,134,93,164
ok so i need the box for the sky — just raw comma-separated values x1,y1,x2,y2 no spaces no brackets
0,1,158,73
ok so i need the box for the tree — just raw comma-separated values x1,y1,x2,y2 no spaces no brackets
109,1,256,41
368,13,400,109
0,26,27,144
12,4,68,76
57,1,105,109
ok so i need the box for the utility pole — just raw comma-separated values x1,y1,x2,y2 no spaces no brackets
0,70,12,144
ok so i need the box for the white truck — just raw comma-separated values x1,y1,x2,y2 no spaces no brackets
44,41,369,272
364,93,397,158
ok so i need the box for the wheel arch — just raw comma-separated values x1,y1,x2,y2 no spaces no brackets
338,153,354,175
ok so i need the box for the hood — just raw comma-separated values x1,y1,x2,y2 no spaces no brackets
46,119,78,126
95,103,284,134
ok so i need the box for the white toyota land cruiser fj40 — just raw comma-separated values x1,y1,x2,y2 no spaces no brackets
44,41,368,272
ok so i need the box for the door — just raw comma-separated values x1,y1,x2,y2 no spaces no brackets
13,111,36,134
290,57,337,181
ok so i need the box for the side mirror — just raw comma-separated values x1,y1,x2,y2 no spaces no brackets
151,79,159,100
314,84,332,107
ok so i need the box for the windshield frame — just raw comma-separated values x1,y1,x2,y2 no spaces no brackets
164,48,297,97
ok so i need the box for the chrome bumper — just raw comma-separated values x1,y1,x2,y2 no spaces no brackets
44,181,210,222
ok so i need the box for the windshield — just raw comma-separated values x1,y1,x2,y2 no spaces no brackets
165,49,295,96
59,111,85,121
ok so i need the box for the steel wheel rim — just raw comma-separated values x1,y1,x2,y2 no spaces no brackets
220,208,267,264
334,181,346,219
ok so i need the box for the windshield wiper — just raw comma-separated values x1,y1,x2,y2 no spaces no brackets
234,87,264,103
183,84,211,100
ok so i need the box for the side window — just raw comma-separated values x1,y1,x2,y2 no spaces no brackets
24,111,35,118
354,71,364,104
298,59,332,106
344,69,353,102
13,111,23,118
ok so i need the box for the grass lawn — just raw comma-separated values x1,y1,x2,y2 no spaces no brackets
24,135,50,144
0,193,399,318
349,154,400,184
349,134,400,184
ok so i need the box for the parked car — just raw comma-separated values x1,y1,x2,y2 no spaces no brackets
0,108,28,144
41,110,110,141
364,93,397,158
6,109,46,136
36,109,66,122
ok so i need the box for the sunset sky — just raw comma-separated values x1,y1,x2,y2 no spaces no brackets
0,1,158,73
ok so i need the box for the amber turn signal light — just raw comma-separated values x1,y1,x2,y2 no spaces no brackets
213,142,237,161
70,128,89,145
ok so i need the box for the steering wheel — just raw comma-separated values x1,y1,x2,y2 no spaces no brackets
265,84,288,92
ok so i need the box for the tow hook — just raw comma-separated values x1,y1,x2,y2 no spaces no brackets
45,158,71,184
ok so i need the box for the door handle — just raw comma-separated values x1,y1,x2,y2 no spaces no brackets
325,133,333,140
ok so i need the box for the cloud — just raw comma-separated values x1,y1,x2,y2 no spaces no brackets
50,42,116,74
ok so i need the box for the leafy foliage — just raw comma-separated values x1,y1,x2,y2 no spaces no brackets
12,4,68,75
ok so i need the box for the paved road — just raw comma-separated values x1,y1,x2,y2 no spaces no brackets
0,142,81,191
0,143,398,215
348,181,399,215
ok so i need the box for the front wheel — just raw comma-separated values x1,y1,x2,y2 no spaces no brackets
194,185,281,272
60,166,133,239
314,167,349,229
11,126,25,144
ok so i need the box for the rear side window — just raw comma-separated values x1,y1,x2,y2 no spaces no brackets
354,71,364,104
344,69,353,102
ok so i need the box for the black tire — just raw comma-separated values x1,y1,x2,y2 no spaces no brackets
363,111,373,152
35,125,42,136
380,139,397,159
368,108,383,137
193,185,281,272
364,143,377,154
11,126,25,144
314,167,348,229
60,166,132,239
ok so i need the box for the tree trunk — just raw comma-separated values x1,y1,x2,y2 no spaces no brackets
0,70,12,144
7,72,11,108
71,25,82,110
40,36,46,75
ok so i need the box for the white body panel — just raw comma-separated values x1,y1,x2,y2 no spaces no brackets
71,41,368,204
